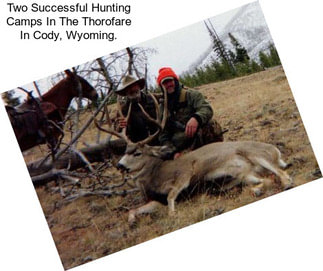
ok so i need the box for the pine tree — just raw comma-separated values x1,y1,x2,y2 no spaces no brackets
228,32,250,64
259,51,272,68
204,20,235,73
228,50,236,63
250,60,263,72
258,44,281,68
268,44,281,66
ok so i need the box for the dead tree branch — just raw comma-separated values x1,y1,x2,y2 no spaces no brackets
63,188,139,203
126,47,134,75
28,138,127,180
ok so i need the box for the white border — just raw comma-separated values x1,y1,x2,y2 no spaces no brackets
1,0,322,270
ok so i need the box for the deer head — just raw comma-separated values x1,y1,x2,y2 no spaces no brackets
94,87,168,173
116,144,174,174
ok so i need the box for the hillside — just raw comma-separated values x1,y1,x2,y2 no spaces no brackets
32,66,321,269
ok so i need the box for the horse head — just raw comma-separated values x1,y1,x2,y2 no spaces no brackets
64,70,98,102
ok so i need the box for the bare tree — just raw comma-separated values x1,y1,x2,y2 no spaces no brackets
20,46,157,201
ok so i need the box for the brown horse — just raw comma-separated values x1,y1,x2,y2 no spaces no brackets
6,70,98,152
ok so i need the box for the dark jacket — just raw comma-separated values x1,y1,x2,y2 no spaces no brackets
159,82,213,151
120,92,159,145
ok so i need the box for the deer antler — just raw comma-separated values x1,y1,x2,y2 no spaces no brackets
94,100,133,144
135,86,168,146
94,86,168,146
94,119,128,142
137,92,161,128
160,86,168,130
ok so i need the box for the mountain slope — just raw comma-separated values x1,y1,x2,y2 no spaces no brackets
188,2,274,72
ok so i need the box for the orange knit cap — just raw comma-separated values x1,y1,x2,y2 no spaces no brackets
157,67,178,85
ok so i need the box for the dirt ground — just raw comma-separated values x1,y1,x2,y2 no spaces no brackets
27,65,321,270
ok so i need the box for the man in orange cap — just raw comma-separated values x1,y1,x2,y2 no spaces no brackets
114,74,159,144
157,67,223,158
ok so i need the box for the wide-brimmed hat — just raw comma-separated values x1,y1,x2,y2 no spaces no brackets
115,75,145,96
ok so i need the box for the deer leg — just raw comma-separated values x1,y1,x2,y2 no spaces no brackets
250,184,265,197
244,174,263,185
220,178,241,191
249,155,294,191
167,178,191,216
258,157,294,190
128,201,164,225
277,169,294,190
244,174,272,197
278,158,288,169
274,153,294,189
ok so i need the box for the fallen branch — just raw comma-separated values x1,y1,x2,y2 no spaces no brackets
71,147,95,173
28,138,127,179
31,168,80,186
63,188,139,203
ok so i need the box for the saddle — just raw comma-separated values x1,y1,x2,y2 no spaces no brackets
5,101,58,137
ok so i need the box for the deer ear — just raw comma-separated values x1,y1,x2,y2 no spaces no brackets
156,145,175,159
64,69,73,77
148,146,164,157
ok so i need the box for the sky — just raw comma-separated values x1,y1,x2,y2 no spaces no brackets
139,7,240,81
12,5,240,100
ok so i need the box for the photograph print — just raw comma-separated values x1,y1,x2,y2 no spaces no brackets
1,2,321,270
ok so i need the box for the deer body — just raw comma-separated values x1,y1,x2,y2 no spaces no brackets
94,87,293,224
118,141,293,224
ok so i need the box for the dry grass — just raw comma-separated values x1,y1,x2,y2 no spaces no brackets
26,66,320,270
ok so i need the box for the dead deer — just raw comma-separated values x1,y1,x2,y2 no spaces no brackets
95,89,293,225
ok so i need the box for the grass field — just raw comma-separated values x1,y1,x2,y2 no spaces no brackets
26,65,321,270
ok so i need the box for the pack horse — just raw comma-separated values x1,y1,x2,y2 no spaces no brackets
5,70,98,152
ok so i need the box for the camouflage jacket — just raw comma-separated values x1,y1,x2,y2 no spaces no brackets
159,85,213,149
